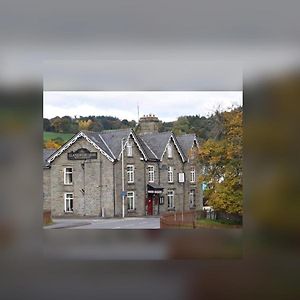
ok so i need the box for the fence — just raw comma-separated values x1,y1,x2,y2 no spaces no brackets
160,210,200,229
160,210,242,229
43,209,52,225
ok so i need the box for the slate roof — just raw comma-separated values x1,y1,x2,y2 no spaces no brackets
45,128,198,164
82,130,117,159
176,134,197,157
140,131,172,159
99,128,132,158
43,148,56,167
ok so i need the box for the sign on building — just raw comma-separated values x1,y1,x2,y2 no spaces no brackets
178,172,185,183
68,148,98,160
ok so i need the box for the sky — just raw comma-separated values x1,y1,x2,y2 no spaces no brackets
43,91,243,122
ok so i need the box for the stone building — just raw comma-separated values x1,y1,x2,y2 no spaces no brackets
43,115,203,217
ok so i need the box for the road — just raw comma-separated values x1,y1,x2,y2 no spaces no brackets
45,217,160,229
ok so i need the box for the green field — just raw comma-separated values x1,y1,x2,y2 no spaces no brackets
43,131,74,142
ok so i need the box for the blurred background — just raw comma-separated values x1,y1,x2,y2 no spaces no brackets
0,0,300,299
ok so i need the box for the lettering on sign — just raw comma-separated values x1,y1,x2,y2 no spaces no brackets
68,148,97,160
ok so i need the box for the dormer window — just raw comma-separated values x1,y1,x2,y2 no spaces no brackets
127,141,133,157
167,143,173,158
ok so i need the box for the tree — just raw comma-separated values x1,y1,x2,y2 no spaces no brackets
43,139,61,149
198,108,242,214
172,116,190,135
78,119,93,131
43,118,53,131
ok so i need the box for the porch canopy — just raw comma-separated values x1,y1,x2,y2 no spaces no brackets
147,183,164,194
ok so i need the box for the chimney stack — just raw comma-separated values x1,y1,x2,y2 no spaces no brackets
138,114,161,134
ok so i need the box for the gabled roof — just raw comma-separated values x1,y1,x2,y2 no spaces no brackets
43,148,56,167
82,130,116,159
46,131,115,164
176,134,198,158
140,131,172,160
44,128,199,166
99,128,132,158
135,134,158,161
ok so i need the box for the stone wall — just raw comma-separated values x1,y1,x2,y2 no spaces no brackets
48,137,114,217
44,133,203,218
115,135,147,217
43,168,51,210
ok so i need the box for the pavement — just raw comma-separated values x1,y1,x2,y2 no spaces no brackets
44,217,160,229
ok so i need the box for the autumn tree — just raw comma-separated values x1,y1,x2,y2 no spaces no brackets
198,108,242,214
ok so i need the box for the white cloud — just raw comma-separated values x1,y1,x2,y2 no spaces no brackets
43,91,242,122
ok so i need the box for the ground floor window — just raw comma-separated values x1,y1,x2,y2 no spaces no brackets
167,190,175,209
64,193,74,212
127,191,135,210
189,189,196,208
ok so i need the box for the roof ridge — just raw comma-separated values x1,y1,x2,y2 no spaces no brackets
101,128,132,133
81,129,99,134
98,133,116,159
138,136,159,159
141,131,172,136
177,133,196,138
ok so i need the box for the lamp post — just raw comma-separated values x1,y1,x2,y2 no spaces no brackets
121,138,125,218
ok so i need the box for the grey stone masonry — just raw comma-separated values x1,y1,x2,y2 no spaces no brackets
43,116,203,218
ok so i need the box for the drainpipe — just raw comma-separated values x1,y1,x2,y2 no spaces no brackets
113,162,116,217
82,159,86,216
121,138,125,218
99,159,103,217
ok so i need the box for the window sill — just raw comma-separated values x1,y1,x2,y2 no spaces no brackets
127,209,136,213
167,207,175,211
127,182,135,185
64,211,74,214
64,184,73,186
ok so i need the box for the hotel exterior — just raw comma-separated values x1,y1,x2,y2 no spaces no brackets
43,115,203,217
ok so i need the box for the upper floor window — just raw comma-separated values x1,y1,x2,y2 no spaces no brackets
168,166,174,183
127,165,134,183
189,189,196,208
64,193,74,213
167,190,175,209
148,165,155,183
64,167,73,185
167,143,173,158
190,166,196,183
127,141,133,157
127,191,135,210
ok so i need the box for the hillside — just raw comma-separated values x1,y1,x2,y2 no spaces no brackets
43,108,242,149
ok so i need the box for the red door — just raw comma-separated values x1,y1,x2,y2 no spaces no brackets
147,196,153,215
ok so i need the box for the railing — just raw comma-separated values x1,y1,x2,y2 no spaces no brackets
160,210,242,228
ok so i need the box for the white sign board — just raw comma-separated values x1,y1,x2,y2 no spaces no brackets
178,172,185,183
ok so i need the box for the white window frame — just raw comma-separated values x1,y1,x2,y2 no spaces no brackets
189,189,196,208
167,166,174,183
167,143,173,158
64,193,74,213
64,167,73,185
190,166,196,183
148,165,155,183
127,191,135,210
127,165,135,183
167,190,175,209
127,141,133,157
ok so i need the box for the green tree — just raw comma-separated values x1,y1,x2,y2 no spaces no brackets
198,108,242,214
